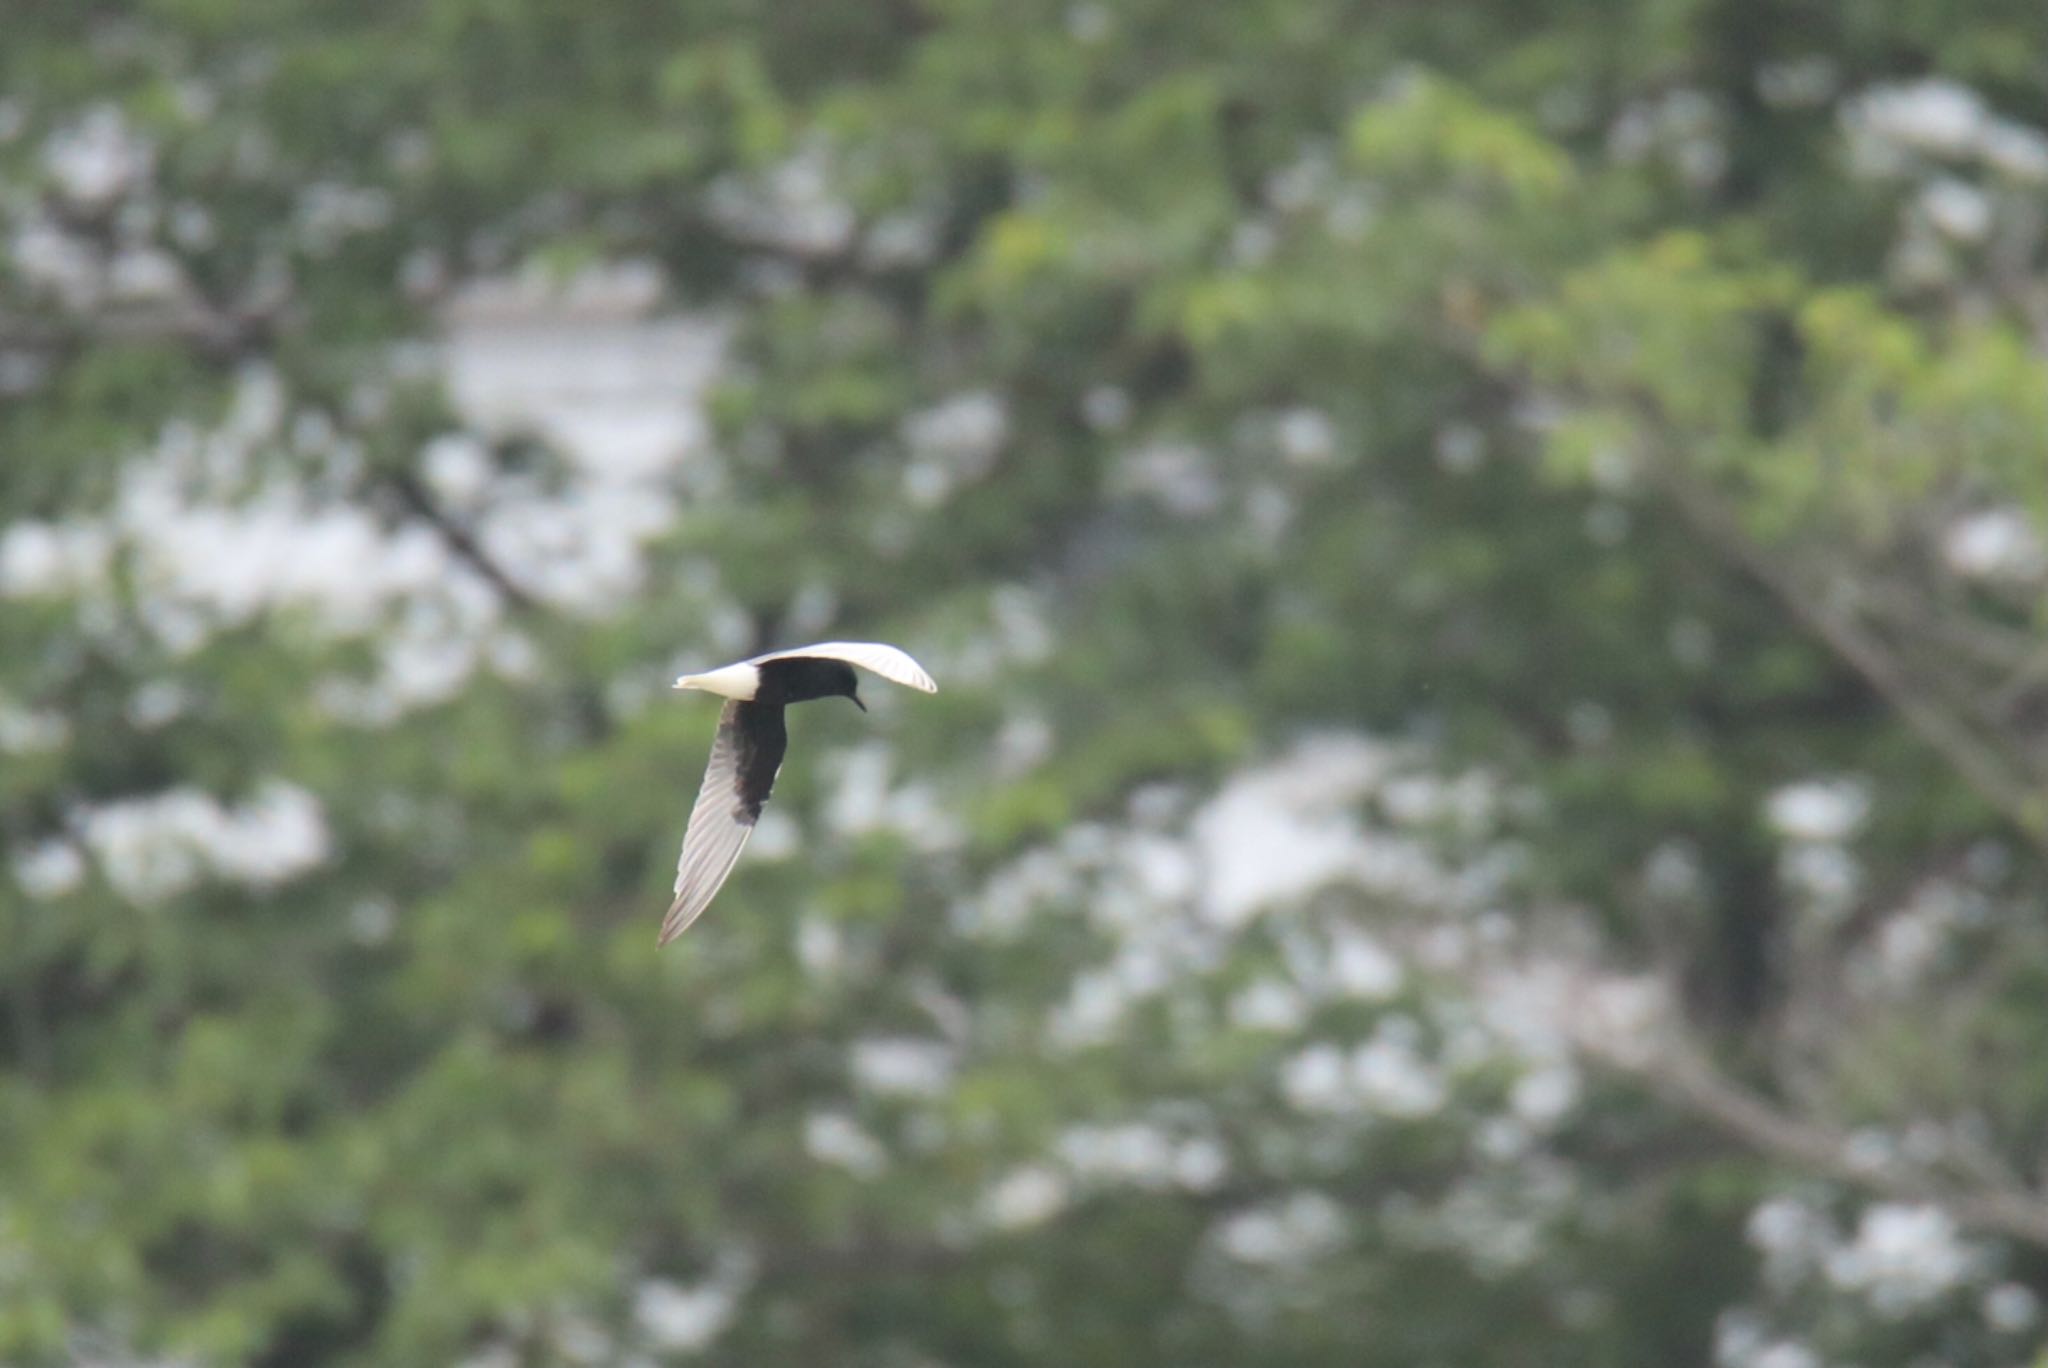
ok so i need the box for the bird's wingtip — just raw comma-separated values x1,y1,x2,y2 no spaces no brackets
656,893,701,946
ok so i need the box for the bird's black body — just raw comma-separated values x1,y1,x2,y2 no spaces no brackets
726,657,862,823
755,656,864,707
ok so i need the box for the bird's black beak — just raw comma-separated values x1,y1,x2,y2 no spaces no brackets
849,693,867,712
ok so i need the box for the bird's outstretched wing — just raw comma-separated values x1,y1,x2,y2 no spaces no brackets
658,700,787,945
748,641,938,693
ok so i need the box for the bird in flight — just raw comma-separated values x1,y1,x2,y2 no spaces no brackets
658,641,938,945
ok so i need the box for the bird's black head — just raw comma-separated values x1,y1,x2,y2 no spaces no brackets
815,659,864,709
758,655,865,709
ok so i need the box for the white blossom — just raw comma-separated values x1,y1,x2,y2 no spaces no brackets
1765,779,1870,843
804,1112,887,1177
1351,1025,1446,1118
1984,1281,2040,1332
902,391,1009,507
1848,80,1985,159
79,781,331,904
704,145,857,256
634,1254,751,1353
13,839,85,899
1920,177,1992,240
980,1165,1069,1230
44,104,152,208
849,1037,956,1098
1275,407,1339,465
1214,1192,1346,1265
1081,385,1132,432
1825,1203,1975,1316
1943,508,2044,583
1230,978,1309,1032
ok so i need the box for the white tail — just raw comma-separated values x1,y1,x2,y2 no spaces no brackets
673,663,760,700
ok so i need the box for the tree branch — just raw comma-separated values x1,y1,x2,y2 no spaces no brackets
1649,459,2048,854
1584,1031,2048,1249
381,469,541,613
0,297,286,363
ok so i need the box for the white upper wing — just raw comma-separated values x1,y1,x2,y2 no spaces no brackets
658,701,763,946
748,641,938,693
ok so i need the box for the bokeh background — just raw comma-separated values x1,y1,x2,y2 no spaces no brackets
7,2,2048,1365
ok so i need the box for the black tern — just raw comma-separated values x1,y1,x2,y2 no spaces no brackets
658,641,938,945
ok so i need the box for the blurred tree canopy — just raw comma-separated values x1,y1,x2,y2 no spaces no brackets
5,1,2048,1365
